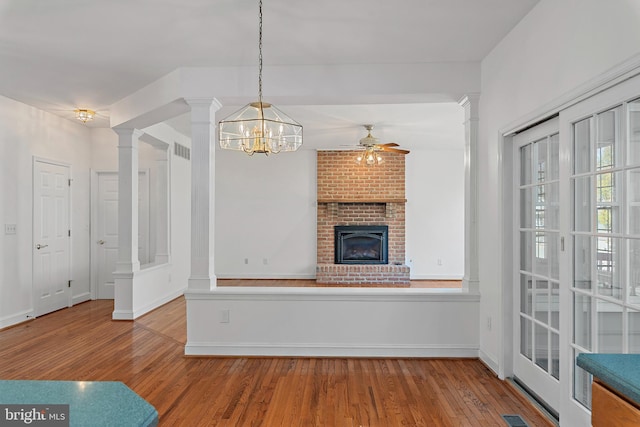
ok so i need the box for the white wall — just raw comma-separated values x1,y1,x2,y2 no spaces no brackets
213,145,465,280
0,96,91,328
479,0,640,370
186,288,479,357
214,148,317,278
90,124,193,317
406,148,464,279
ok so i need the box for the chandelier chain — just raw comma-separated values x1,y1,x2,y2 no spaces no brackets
258,0,263,107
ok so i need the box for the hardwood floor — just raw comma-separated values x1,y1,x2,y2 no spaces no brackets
0,297,552,426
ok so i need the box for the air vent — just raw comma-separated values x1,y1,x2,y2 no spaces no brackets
174,143,190,160
501,415,529,427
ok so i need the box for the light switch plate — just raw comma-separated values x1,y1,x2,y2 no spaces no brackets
5,224,16,234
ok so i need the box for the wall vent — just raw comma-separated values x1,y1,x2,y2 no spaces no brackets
174,143,190,160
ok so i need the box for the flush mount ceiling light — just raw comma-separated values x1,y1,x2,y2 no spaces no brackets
74,109,95,123
218,0,302,156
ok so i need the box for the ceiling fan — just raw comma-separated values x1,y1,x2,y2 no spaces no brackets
352,125,410,166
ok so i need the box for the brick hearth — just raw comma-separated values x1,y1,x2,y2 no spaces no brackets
316,150,409,285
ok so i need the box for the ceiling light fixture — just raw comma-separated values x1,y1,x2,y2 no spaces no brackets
356,147,383,166
218,0,302,155
74,109,95,123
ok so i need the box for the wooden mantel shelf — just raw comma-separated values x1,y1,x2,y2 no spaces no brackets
317,198,407,204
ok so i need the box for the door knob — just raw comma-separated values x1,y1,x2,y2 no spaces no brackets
98,240,105,245
35,244,48,250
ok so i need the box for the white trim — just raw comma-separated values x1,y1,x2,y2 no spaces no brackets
72,292,91,306
185,287,480,302
0,309,35,330
479,349,500,377
215,273,316,280
113,288,185,320
409,274,464,281
500,52,640,136
185,343,479,358
133,287,185,319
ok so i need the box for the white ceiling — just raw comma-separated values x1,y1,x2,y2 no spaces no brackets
0,0,539,149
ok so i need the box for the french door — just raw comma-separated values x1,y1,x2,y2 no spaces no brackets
511,72,640,425
561,75,640,423
514,118,561,412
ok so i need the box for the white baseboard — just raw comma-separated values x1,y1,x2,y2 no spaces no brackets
0,309,35,330
72,292,91,305
112,310,134,320
410,275,464,281
132,288,186,319
479,349,500,376
185,342,479,358
215,273,316,280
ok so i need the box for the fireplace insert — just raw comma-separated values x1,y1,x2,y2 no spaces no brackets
334,225,388,264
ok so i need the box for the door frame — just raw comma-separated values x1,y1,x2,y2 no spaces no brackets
32,157,72,315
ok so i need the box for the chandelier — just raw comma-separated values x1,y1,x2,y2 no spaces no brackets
218,0,302,155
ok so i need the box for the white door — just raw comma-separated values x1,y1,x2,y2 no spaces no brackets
96,173,119,299
95,171,149,299
33,160,71,316
513,118,561,413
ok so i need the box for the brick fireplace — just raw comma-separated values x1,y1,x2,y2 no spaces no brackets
316,150,410,285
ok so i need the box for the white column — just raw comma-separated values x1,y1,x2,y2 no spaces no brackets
186,98,222,290
154,145,170,264
112,127,143,320
114,128,143,273
459,95,480,294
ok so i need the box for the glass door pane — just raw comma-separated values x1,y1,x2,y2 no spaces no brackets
514,120,561,412
570,102,640,410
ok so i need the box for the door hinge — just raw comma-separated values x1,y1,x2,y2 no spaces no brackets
68,179,71,186
68,229,71,237
68,280,71,288
561,236,565,252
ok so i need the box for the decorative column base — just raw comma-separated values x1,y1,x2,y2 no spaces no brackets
188,275,217,291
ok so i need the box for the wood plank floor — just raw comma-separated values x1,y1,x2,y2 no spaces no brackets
0,297,552,426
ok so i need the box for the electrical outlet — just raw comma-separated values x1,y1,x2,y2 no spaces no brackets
221,309,230,323
5,224,17,234
437,258,442,266
263,258,268,265
487,316,492,331
244,258,249,265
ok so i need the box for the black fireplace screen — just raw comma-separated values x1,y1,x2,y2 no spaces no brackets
334,225,388,264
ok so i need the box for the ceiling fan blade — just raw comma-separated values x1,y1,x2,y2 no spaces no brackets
380,147,410,154
378,142,399,147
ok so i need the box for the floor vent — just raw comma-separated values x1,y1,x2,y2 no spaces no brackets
501,414,529,427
